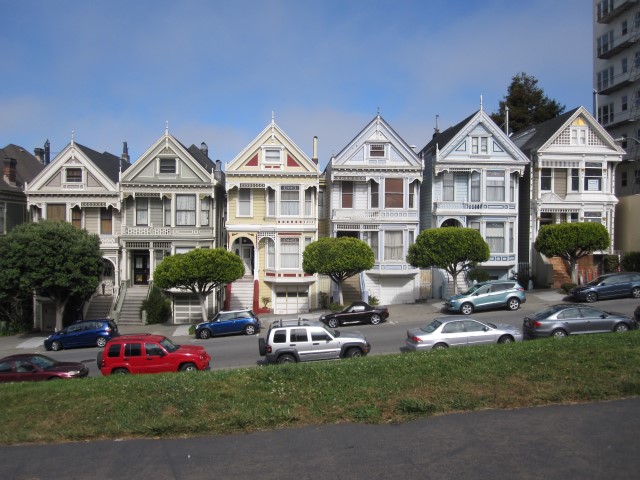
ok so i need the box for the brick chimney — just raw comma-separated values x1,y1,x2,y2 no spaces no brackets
3,158,17,185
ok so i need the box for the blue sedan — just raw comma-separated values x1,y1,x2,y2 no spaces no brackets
195,309,261,339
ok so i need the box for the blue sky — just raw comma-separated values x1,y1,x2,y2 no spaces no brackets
0,0,593,169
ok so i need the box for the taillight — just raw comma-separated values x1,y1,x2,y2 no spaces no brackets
105,327,112,332
266,345,272,353
517,287,524,292
409,336,422,343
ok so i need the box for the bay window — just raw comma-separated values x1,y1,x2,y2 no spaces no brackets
385,178,403,208
443,173,454,201
584,164,602,191
342,181,353,208
487,170,505,201
267,188,275,216
176,194,196,226
280,186,300,216
136,199,148,226
266,238,275,268
486,222,504,253
384,231,403,261
200,197,210,226
370,180,379,208
280,238,300,268
100,207,112,234
238,188,251,216
305,189,313,216
471,171,480,201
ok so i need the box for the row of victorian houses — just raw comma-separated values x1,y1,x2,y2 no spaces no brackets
0,104,627,330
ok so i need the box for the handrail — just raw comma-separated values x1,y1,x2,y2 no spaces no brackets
113,280,128,322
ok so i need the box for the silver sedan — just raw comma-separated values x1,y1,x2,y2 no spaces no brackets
406,317,523,351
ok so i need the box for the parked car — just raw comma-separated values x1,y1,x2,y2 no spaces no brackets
97,334,211,375
44,319,119,351
523,304,637,339
569,272,640,303
258,318,371,364
405,317,522,351
319,302,390,328
0,354,88,382
444,280,526,315
195,309,261,339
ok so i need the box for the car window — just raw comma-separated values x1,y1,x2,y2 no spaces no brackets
159,337,178,353
238,311,253,319
311,330,330,341
290,329,309,342
0,361,13,373
557,308,581,319
218,313,232,322
272,330,287,343
107,344,121,357
124,343,142,357
352,305,365,313
632,274,640,282
145,343,164,356
464,320,487,332
491,284,508,292
475,285,490,295
442,321,465,333
420,320,442,333
66,324,81,333
15,361,36,373
580,308,604,319
30,356,54,369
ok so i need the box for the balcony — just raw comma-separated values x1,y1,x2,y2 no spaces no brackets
597,1,636,24
98,235,119,248
598,70,636,95
597,34,638,59
331,208,418,222
121,226,215,237
433,201,517,213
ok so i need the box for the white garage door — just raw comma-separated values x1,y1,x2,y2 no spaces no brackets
173,294,202,324
274,286,309,315
379,277,415,305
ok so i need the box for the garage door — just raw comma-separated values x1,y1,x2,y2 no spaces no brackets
173,294,202,324
379,277,415,305
274,286,309,315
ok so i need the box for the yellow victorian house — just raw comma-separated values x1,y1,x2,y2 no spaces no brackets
225,117,321,314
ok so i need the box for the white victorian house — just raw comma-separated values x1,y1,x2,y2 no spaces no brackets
511,106,623,286
418,107,529,292
324,114,423,305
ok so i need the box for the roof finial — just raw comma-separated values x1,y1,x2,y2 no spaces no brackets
480,95,483,111
272,111,275,123
165,120,169,135
71,130,75,146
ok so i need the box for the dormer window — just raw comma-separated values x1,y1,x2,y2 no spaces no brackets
471,137,488,154
263,148,282,164
159,158,176,174
66,168,82,183
369,144,385,157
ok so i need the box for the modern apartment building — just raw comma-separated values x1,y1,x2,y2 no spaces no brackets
594,0,640,251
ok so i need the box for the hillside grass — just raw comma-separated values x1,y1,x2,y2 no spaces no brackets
1,332,640,445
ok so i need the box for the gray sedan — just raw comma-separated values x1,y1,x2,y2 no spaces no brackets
405,317,523,351
523,304,637,339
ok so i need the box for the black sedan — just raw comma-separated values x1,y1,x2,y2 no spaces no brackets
523,304,637,339
319,301,390,328
0,354,89,382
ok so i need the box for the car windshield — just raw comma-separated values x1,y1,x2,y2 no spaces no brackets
159,337,178,352
532,306,561,319
587,276,607,286
419,319,442,334
462,285,481,295
29,355,56,369
322,325,338,337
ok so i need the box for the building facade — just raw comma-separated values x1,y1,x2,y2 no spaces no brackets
512,106,623,285
418,108,529,287
325,115,423,305
224,118,321,315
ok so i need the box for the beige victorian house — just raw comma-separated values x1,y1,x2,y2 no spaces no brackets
225,118,321,314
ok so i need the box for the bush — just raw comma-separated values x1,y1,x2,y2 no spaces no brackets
561,282,577,294
319,292,329,309
622,252,640,272
368,295,380,306
140,285,172,324
603,255,620,273
329,302,344,311
467,268,490,283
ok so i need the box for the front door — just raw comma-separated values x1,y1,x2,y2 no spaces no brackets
241,246,252,276
133,253,149,285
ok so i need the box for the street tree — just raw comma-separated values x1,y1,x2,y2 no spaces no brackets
303,237,374,305
534,222,611,283
153,248,245,322
0,220,104,331
407,228,490,294
491,72,565,134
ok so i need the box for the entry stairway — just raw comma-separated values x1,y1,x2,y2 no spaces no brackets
228,276,254,311
117,285,149,325
85,294,113,319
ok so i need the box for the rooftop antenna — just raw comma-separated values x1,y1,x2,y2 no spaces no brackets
505,106,510,135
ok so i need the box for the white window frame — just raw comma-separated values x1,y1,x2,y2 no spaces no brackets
280,185,300,216
262,147,282,165
237,188,252,217
158,158,177,174
540,168,552,192
136,198,149,226
486,222,505,254
384,231,403,261
65,167,83,183
486,170,505,201
176,194,196,226
279,237,300,269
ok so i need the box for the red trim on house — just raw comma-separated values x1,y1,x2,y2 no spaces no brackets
287,155,300,167
253,279,260,312
246,154,258,166
224,284,232,310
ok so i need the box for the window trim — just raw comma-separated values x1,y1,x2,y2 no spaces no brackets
158,158,177,174
65,167,83,183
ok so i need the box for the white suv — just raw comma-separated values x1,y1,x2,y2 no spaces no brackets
258,319,371,364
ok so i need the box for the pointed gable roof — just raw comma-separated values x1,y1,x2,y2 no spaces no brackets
510,106,625,156
419,111,477,158
328,114,422,176
75,143,130,182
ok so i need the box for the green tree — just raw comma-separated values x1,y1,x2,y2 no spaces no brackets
491,72,565,134
534,223,611,283
303,237,374,305
0,220,103,331
140,285,172,324
407,228,490,294
153,248,245,322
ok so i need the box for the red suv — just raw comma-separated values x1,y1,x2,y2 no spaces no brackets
97,334,210,375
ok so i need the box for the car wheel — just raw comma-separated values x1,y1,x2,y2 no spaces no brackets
432,343,448,350
632,287,640,299
460,303,474,315
198,329,211,340
345,347,363,358
51,341,62,352
370,314,381,325
112,368,129,375
180,363,197,372
507,298,520,311
277,354,296,364
552,329,568,338
96,337,107,348
585,292,597,303
244,325,256,335
327,318,339,329
258,337,267,356
614,323,630,333
498,335,514,344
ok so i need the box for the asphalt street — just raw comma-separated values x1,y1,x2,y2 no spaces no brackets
1,397,638,479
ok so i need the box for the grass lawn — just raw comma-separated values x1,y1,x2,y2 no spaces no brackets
1,331,639,445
